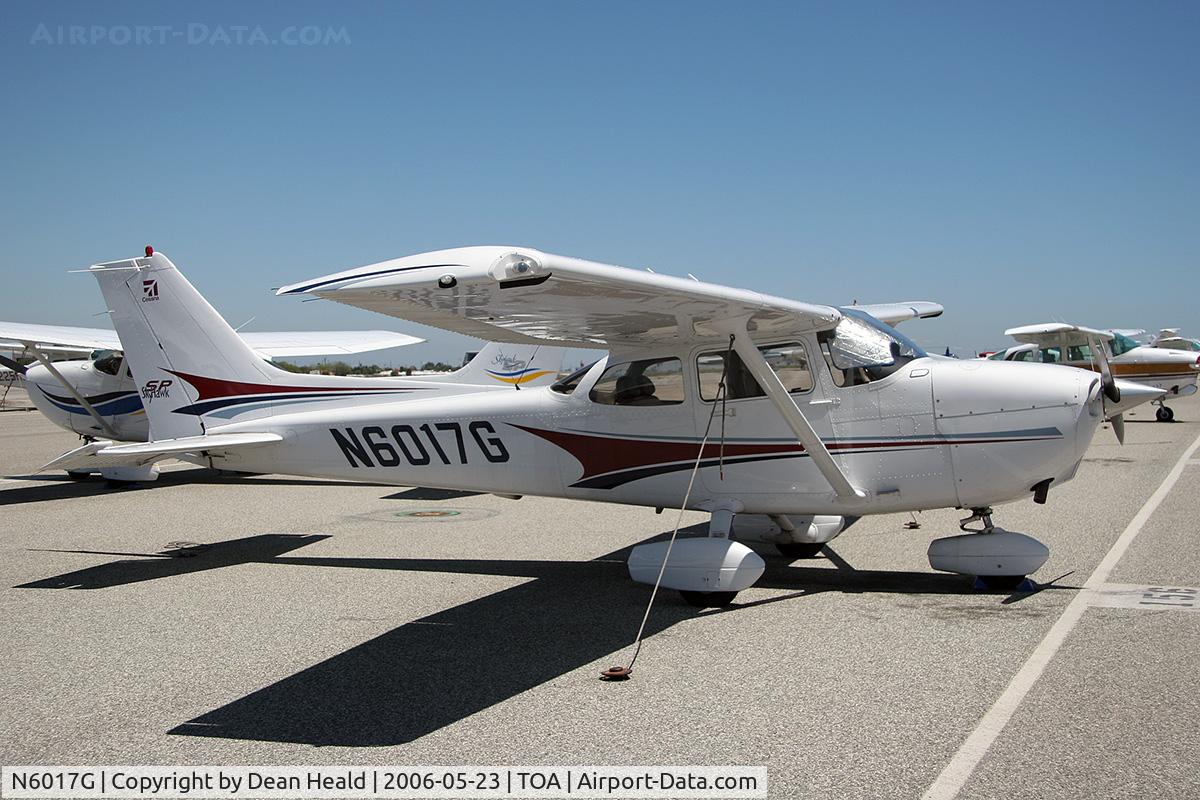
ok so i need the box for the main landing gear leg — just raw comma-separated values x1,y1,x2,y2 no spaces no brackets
679,507,740,608
926,508,1049,591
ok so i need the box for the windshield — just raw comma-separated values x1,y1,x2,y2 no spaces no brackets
1110,332,1139,356
550,360,599,395
829,308,927,369
90,349,124,376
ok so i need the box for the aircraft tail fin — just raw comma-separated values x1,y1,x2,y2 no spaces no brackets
89,251,304,439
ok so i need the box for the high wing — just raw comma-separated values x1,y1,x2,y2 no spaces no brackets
0,320,422,360
277,245,842,347
1005,323,1113,348
0,322,121,354
852,301,943,326
238,330,423,358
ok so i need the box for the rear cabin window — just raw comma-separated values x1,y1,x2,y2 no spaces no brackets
697,342,813,401
589,358,684,406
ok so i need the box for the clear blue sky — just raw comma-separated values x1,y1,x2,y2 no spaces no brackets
2,0,1196,361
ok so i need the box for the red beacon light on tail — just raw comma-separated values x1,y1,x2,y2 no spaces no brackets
145,245,154,257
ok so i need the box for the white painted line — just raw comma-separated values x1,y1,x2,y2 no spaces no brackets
922,430,1200,800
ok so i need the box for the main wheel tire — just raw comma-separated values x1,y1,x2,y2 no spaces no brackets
775,541,825,559
65,470,92,481
679,590,737,608
978,574,1027,591
1157,405,1175,422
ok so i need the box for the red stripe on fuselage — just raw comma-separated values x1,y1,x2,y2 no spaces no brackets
511,424,804,480
166,370,398,400
509,425,1054,483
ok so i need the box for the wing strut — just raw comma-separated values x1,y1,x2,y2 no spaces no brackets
26,345,119,439
722,321,866,500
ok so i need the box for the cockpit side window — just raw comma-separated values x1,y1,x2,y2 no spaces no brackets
1039,346,1063,364
589,357,684,406
697,342,813,401
1067,344,1093,362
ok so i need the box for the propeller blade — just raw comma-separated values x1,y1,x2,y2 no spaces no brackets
1087,335,1121,405
1111,413,1125,445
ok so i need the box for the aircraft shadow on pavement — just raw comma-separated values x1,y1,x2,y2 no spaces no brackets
0,472,388,507
15,535,331,589
15,527,994,747
382,487,484,501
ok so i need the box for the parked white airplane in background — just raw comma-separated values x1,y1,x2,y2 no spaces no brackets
990,323,1198,422
5,318,565,481
50,247,1162,603
1150,328,1200,353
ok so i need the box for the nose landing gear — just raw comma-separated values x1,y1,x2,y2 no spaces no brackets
927,508,1050,590
1155,402,1175,422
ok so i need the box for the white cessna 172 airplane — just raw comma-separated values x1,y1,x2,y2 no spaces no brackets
50,247,1161,604
989,323,1199,422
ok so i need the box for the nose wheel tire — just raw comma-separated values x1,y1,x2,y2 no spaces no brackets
775,542,825,559
679,590,738,608
1156,405,1175,422
976,574,1028,591
66,470,92,481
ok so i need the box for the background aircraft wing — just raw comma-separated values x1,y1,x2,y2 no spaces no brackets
1005,322,1113,347
0,321,122,354
239,330,424,359
278,246,842,348
0,321,421,360
851,301,943,326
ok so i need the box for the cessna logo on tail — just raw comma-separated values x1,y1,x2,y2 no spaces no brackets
140,379,172,400
141,280,159,302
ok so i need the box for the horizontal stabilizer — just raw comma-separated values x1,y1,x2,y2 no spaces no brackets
852,301,944,326
42,432,282,471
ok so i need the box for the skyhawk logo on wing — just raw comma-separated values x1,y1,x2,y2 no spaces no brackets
141,279,159,302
